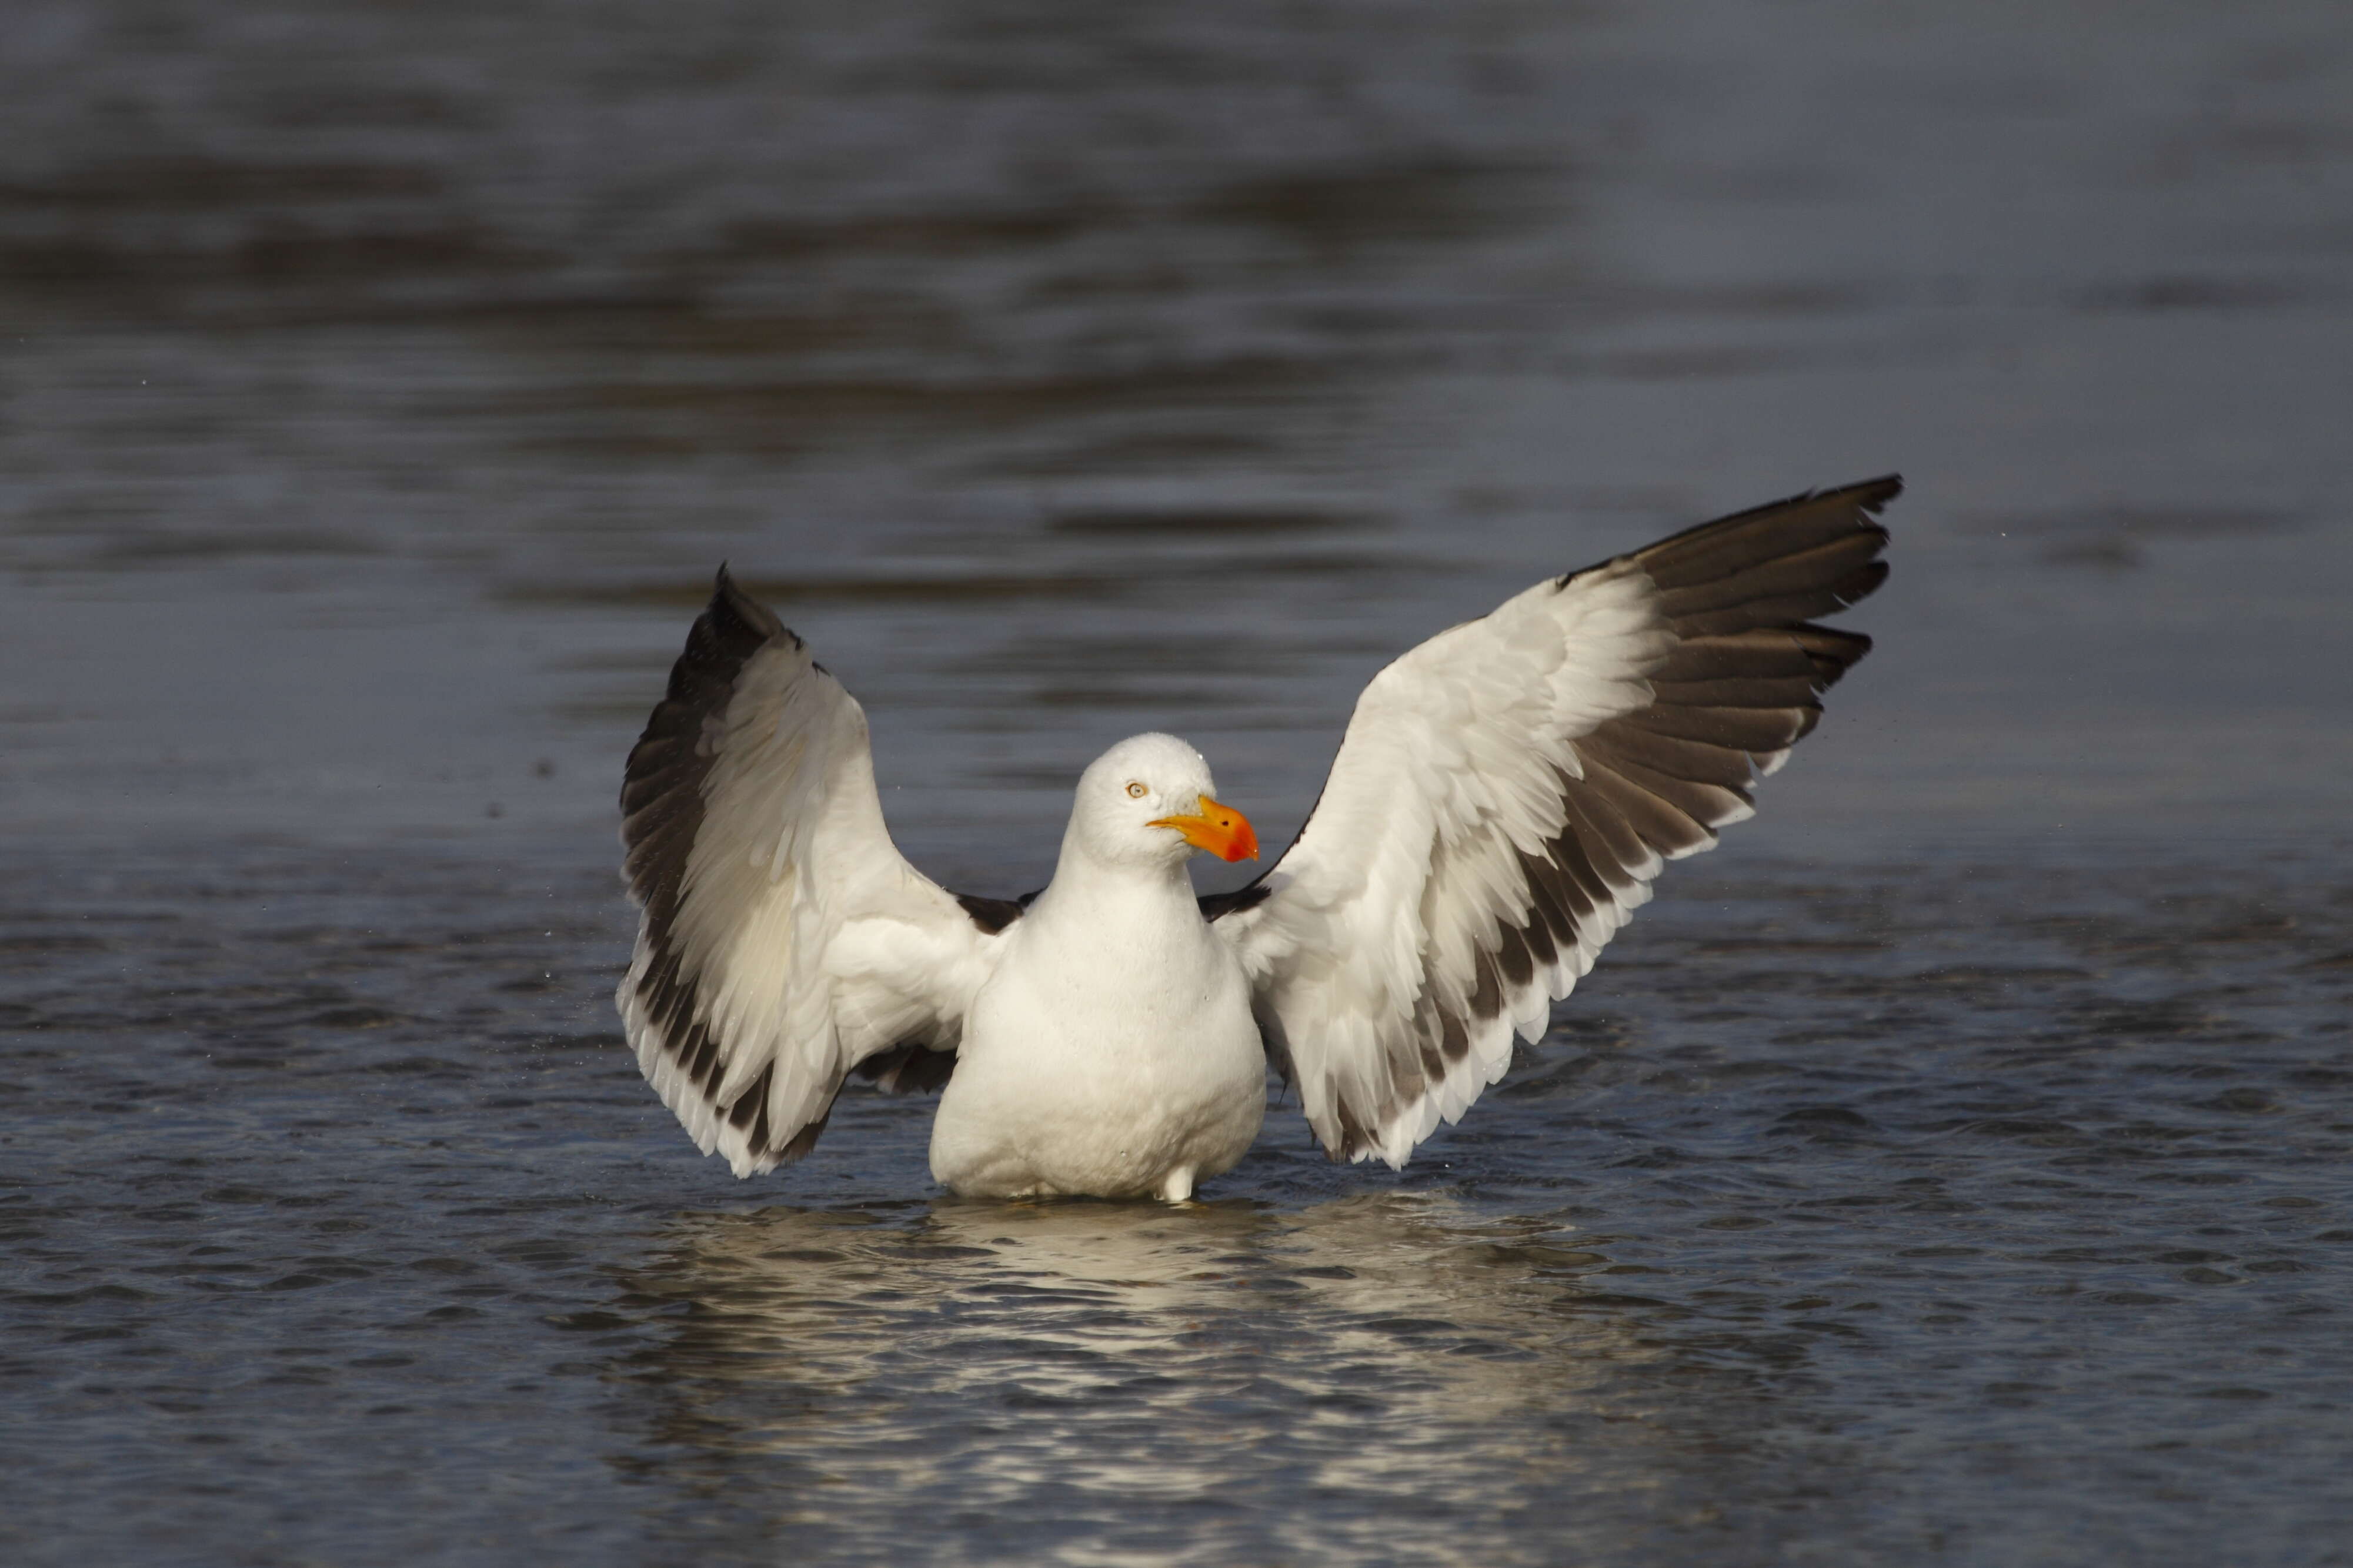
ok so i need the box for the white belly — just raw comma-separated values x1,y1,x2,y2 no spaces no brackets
929,920,1267,1201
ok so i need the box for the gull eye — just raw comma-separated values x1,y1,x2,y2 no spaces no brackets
1126,781,1149,798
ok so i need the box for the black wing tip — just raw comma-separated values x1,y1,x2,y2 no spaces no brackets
618,566,800,887
709,562,789,644
1799,623,1874,684
1838,473,1904,513
1560,473,1906,588
1760,473,1903,520
1843,557,1891,606
1683,470,1906,537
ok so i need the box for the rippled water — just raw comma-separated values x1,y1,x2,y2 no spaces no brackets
8,844,2351,1563
5,1,2352,1563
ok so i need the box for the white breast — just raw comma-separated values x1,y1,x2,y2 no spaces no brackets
929,878,1266,1201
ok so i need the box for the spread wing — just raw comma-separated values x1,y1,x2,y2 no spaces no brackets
616,569,1004,1177
1212,477,1897,1166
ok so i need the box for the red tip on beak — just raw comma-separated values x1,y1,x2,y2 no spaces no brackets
1150,794,1260,862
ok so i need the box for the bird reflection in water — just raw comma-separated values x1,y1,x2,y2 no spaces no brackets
605,1195,1713,1560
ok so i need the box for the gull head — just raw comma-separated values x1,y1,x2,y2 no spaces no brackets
1066,733,1259,871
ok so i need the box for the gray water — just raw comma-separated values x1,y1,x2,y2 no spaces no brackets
5,1,2352,1563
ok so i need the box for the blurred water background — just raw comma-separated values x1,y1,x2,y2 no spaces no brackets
3,1,2351,1563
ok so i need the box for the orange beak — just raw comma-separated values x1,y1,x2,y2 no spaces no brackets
1149,794,1260,863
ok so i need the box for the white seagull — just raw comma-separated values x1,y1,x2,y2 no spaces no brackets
617,477,1898,1200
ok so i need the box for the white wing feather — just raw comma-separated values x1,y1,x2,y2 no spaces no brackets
616,572,1000,1177
1215,479,1897,1166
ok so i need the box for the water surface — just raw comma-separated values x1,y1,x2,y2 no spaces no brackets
4,1,2352,1563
